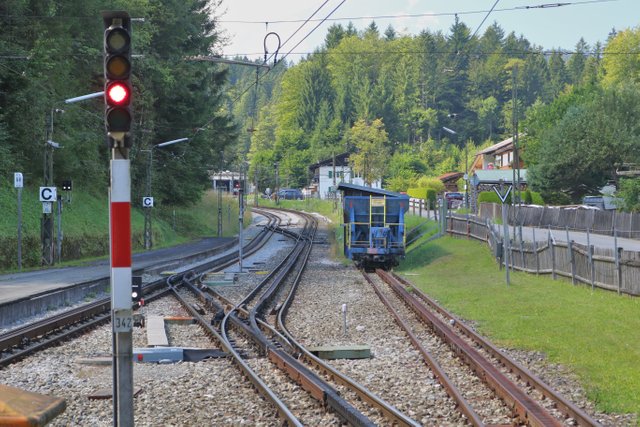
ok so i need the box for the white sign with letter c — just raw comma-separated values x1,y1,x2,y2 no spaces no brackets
39,186,57,202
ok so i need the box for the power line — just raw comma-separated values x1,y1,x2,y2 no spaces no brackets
195,0,347,137
218,49,631,57
470,0,501,40
216,0,619,24
0,0,619,24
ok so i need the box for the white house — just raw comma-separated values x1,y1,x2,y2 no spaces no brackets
308,152,381,199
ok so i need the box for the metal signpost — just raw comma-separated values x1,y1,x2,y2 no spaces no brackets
15,172,23,270
143,138,188,250
217,187,223,237
238,188,244,272
56,194,63,264
493,181,512,286
470,173,480,214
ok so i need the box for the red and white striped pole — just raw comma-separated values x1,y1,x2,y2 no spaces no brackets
110,155,134,427
110,158,132,305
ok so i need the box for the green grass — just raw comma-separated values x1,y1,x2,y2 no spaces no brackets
397,236,640,418
0,185,242,272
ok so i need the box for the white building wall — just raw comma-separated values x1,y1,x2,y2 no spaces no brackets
317,165,381,199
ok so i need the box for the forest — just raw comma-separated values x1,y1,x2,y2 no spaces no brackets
0,0,235,207
1,1,640,211
229,19,640,209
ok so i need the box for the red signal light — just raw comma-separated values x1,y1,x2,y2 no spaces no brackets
106,82,130,106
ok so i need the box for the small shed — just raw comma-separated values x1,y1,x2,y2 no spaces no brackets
438,172,464,192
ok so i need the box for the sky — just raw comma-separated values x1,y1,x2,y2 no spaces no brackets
215,0,640,61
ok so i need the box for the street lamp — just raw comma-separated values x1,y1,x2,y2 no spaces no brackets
41,91,105,266
142,137,189,249
443,123,469,209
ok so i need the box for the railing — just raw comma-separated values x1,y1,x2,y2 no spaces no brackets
479,203,640,239
447,213,640,296
345,222,405,248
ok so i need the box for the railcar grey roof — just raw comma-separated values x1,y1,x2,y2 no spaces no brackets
337,183,408,198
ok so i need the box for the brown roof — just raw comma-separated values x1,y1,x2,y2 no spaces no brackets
438,172,463,182
477,137,514,155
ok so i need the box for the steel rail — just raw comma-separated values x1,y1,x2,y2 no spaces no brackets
220,209,378,426
166,278,304,427
391,272,604,427
273,214,421,427
377,269,564,427
0,210,279,367
361,270,484,426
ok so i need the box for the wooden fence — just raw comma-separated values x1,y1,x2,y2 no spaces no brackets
479,203,640,239
447,214,640,296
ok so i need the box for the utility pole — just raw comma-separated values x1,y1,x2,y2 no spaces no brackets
143,138,188,250
511,65,521,242
238,188,244,272
274,161,279,205
42,110,58,265
332,151,337,210
42,92,104,266
143,147,153,249
254,167,259,207
217,187,223,237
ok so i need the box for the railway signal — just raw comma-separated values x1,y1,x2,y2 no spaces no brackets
103,11,132,144
103,11,134,427
132,276,143,305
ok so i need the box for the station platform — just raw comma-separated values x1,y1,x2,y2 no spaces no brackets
0,384,66,426
0,237,235,306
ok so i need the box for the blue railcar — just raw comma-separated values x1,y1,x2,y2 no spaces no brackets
339,184,409,269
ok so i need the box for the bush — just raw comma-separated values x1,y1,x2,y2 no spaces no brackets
407,188,427,199
415,176,445,193
542,191,571,205
617,178,640,212
478,189,543,206
426,189,437,204
478,191,510,204
530,191,544,205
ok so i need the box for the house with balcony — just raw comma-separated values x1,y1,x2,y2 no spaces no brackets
470,136,527,191
308,152,381,199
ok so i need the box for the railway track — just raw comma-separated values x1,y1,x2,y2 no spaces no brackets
170,208,421,426
364,269,603,427
0,210,281,368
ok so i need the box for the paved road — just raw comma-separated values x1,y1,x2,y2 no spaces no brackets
0,237,234,305
497,223,640,252
409,208,640,252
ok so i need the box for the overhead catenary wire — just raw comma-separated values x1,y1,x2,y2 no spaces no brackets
214,0,619,24
194,0,347,137
470,0,501,40
192,0,336,136
0,0,620,23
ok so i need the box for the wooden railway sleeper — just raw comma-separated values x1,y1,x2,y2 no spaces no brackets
379,271,562,427
391,273,602,427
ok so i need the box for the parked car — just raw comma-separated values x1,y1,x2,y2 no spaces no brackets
444,192,464,209
277,188,303,200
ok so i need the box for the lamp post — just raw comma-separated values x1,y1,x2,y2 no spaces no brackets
443,116,468,209
142,137,189,250
442,125,468,210
41,91,105,266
